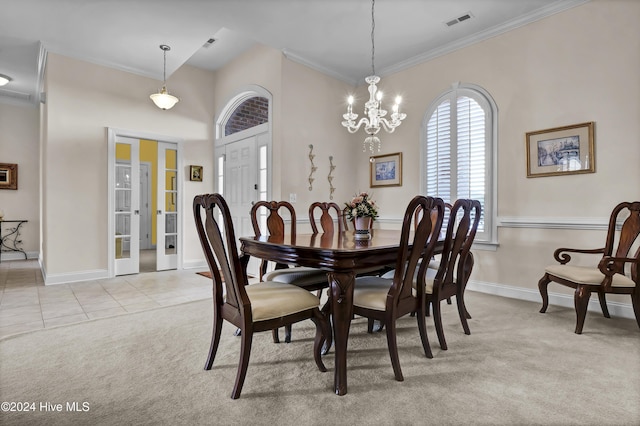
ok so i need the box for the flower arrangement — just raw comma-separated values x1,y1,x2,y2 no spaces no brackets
345,192,378,221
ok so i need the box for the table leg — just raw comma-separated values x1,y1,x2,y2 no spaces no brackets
327,271,355,396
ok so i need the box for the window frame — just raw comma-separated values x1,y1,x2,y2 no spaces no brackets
420,82,498,246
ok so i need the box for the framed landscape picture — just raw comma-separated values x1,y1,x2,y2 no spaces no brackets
526,122,595,178
370,152,402,187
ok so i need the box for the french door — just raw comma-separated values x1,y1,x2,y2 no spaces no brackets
112,136,179,275
114,137,140,275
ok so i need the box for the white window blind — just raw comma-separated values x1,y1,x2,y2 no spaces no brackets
424,85,494,242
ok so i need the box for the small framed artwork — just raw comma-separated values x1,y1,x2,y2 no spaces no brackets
189,165,203,182
526,122,595,178
0,163,18,190
370,152,402,187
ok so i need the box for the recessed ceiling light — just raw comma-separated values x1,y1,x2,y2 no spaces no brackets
0,74,11,86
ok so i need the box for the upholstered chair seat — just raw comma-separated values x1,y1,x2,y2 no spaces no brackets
246,281,324,321
263,267,328,287
544,265,634,288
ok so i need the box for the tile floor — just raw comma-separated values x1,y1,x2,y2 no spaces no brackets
0,259,217,339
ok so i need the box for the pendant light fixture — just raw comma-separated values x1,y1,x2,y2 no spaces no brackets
0,73,12,86
341,0,406,153
150,44,179,110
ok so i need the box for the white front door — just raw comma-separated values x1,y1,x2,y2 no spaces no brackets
114,136,140,276
224,136,258,276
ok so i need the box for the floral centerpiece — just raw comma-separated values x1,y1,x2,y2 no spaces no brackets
345,192,378,239
345,192,378,220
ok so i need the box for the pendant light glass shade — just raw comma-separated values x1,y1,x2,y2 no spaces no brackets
150,86,179,110
150,45,179,110
0,74,11,86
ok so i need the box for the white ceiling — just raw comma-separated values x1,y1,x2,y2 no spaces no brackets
0,0,587,106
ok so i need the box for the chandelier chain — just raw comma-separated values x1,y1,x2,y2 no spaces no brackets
371,0,376,76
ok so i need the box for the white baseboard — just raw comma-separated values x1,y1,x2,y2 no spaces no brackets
43,269,110,286
0,250,38,262
182,259,207,270
467,280,636,320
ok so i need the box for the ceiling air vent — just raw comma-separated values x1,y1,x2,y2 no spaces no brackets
203,38,216,48
445,12,473,27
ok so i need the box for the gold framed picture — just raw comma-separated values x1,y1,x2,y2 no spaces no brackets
370,152,402,187
0,163,18,190
526,122,595,178
190,165,203,182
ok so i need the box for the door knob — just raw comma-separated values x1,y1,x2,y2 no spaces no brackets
134,210,140,215
157,210,162,215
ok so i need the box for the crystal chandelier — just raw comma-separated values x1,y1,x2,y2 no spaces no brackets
150,45,179,110
342,0,406,153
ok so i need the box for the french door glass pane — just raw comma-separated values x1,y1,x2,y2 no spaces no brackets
115,142,132,259
164,148,178,256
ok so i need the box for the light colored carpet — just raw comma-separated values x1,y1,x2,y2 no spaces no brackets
1,291,638,426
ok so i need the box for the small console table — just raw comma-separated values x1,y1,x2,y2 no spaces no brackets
0,220,28,262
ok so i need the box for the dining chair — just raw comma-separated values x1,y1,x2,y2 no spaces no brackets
422,199,481,350
193,193,329,399
352,195,446,381
382,199,480,350
251,200,330,343
538,201,640,334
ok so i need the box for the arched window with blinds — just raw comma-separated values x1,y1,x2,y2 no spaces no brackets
422,83,496,244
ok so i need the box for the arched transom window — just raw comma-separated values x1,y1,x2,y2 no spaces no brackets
224,96,269,137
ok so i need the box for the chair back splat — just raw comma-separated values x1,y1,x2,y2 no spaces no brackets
309,201,343,234
194,194,328,398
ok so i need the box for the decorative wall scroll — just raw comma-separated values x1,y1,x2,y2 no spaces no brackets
328,156,336,200
526,122,595,178
308,144,317,191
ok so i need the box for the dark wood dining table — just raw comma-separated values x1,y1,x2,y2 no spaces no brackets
240,229,404,396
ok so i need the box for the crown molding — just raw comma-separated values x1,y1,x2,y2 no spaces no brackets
380,0,590,78
283,49,359,86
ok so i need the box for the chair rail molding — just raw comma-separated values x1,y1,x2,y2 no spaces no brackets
498,216,609,231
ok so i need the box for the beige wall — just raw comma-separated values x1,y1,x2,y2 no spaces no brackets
280,58,356,218
0,103,40,258
359,0,640,305
42,54,216,276
213,45,284,198
211,45,356,226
